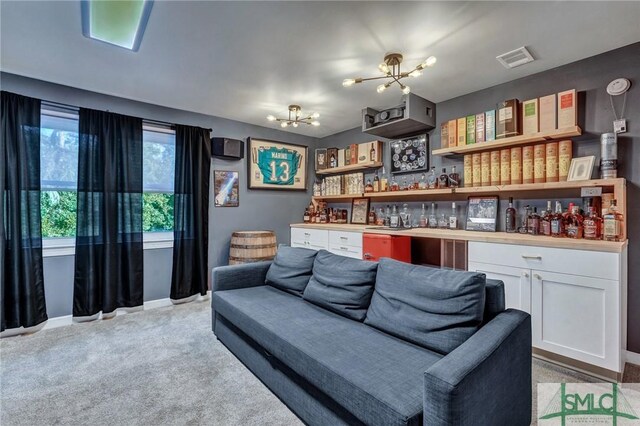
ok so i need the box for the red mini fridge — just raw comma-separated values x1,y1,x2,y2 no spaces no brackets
362,234,411,263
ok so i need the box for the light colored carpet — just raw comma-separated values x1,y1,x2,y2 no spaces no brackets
1,300,599,425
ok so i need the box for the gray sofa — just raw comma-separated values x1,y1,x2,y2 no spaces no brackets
211,248,531,426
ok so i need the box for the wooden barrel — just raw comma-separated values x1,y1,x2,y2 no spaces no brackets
229,231,277,265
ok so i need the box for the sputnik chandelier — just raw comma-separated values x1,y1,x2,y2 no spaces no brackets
342,53,437,94
267,105,320,128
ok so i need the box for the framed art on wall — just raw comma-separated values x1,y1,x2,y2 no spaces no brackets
567,156,595,181
390,134,428,174
247,138,307,190
465,196,498,232
350,197,370,225
214,170,239,207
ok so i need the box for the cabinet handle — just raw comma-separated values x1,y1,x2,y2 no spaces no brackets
521,255,542,260
534,274,542,280
364,253,372,259
522,272,529,277
340,246,348,251
340,236,348,240
304,232,311,236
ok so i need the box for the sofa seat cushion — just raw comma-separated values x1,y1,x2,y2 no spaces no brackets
365,258,486,355
265,245,317,296
213,286,442,426
302,250,378,321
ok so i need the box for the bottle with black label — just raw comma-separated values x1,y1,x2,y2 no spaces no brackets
505,197,517,233
448,166,460,188
438,167,449,188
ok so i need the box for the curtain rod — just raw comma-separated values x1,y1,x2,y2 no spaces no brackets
40,99,213,132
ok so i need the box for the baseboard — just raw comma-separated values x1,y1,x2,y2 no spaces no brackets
626,350,640,366
2,292,211,337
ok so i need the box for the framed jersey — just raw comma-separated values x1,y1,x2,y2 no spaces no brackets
247,138,308,190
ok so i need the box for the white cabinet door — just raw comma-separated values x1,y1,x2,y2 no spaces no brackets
329,231,362,249
468,261,531,313
328,243,363,259
290,227,328,251
531,270,621,372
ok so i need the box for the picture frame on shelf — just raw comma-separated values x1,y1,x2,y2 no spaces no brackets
465,196,498,232
567,155,596,181
213,170,239,207
390,134,429,174
247,138,307,190
350,197,370,225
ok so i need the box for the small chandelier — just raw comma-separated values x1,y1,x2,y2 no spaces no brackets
342,53,436,94
266,105,320,128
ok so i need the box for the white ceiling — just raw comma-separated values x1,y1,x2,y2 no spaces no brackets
1,1,639,138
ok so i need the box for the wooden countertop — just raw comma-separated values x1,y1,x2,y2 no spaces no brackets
290,223,628,253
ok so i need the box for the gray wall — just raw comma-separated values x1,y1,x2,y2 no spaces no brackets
319,42,640,353
1,72,319,318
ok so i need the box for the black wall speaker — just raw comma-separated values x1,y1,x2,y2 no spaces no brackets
212,137,244,160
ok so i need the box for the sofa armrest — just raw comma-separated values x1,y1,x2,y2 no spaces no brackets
423,309,531,426
212,261,272,292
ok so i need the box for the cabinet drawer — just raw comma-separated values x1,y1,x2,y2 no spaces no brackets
329,231,362,248
468,242,620,281
291,227,328,247
328,243,363,259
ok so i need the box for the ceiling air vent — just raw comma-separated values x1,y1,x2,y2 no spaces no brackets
496,47,534,69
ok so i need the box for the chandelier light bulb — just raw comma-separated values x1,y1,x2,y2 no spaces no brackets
292,122,299,128
409,69,422,78
311,121,320,127
378,63,390,74
266,115,276,121
280,122,288,128
424,56,437,67
312,112,320,119
376,84,387,93
342,78,356,87
402,85,411,95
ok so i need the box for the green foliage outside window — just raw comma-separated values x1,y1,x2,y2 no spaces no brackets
143,193,174,233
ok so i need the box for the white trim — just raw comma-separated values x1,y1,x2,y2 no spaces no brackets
626,350,640,366
143,123,175,135
1,293,211,338
42,233,174,257
143,231,173,250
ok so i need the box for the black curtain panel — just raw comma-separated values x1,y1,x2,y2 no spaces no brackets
171,125,211,300
73,109,144,317
1,91,47,331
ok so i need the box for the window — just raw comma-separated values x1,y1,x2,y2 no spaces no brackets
39,109,176,254
40,109,79,239
142,126,175,234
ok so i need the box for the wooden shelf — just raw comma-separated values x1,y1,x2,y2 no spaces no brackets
432,126,582,156
290,223,627,253
315,161,383,175
312,178,624,201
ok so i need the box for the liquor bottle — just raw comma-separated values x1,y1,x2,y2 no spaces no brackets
320,178,326,196
505,197,517,233
389,205,400,228
419,203,427,228
448,166,460,188
365,179,374,193
330,153,337,168
541,201,553,236
603,199,623,241
583,206,602,240
368,207,376,225
303,208,310,223
380,166,388,192
438,211,448,229
384,205,391,227
438,167,450,188
428,202,438,228
373,173,380,192
427,166,438,189
320,209,327,223
332,208,338,223
419,172,427,190
449,202,458,229
390,175,400,191
565,205,583,239
527,207,540,235
376,207,385,226
519,205,531,234
370,143,376,162
550,201,565,238
400,204,412,229
401,176,408,191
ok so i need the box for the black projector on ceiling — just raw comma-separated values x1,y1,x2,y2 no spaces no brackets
362,93,436,139
212,137,244,160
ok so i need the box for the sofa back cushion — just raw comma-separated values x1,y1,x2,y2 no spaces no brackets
265,245,317,296
364,258,486,354
302,250,377,321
